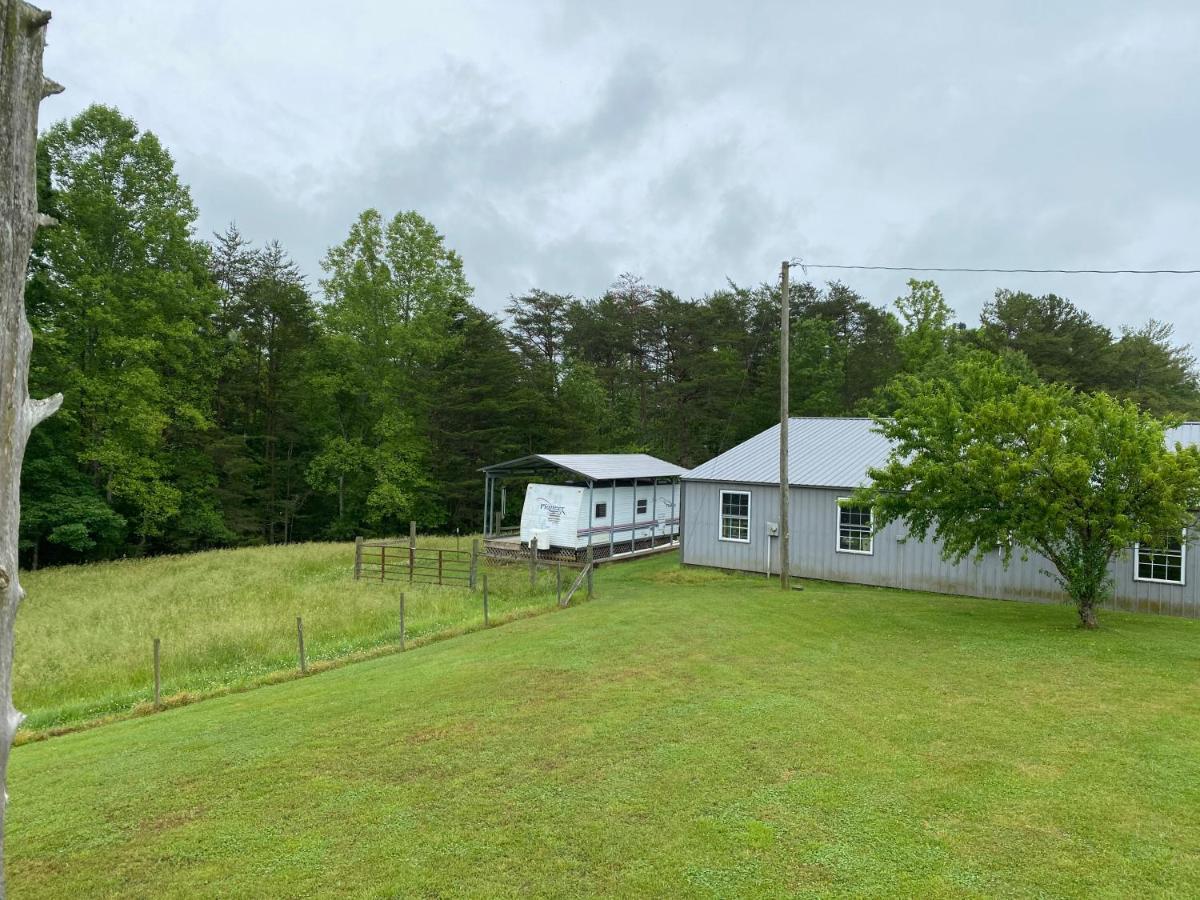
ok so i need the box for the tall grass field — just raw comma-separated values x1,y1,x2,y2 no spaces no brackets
15,537,568,735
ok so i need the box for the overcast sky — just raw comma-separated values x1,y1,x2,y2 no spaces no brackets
43,1,1200,339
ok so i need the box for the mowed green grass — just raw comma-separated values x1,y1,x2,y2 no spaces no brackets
10,553,1200,897
16,538,566,734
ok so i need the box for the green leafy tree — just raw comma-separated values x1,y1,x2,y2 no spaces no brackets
428,306,537,529
977,290,1114,391
24,104,223,557
795,281,903,410
206,234,320,543
312,209,471,534
859,352,1200,628
1109,320,1200,417
505,289,571,388
895,279,960,373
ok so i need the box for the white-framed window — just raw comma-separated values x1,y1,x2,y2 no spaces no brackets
1134,533,1186,585
836,500,874,555
636,498,648,515
719,490,750,542
595,502,607,519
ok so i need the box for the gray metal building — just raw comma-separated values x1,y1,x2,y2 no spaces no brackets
681,417,1200,617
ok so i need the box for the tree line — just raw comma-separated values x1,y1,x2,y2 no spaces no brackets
20,104,1200,566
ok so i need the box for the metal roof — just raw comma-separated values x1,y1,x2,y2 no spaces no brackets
686,417,1200,489
684,418,890,488
481,453,688,482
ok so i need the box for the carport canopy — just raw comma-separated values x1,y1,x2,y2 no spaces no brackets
480,453,688,536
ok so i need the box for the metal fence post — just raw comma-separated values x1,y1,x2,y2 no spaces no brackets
483,574,489,626
469,539,479,589
399,592,406,651
556,562,562,605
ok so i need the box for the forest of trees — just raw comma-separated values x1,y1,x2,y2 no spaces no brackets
19,104,1200,566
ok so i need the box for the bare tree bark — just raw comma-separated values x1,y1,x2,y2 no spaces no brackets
0,2,61,891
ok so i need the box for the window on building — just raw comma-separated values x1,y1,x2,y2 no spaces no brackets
719,491,750,542
637,498,648,515
1135,534,1185,585
594,502,607,519
837,502,874,554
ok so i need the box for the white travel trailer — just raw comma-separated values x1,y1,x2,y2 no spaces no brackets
480,453,688,561
519,481,681,552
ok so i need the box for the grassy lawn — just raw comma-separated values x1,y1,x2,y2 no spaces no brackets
9,552,1200,897
15,538,568,736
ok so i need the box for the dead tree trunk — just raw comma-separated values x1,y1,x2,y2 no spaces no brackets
0,2,62,891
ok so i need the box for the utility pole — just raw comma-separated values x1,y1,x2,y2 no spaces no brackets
779,260,791,590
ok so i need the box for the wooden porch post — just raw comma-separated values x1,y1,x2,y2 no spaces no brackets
609,481,616,559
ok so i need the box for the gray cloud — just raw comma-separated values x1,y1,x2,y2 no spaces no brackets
42,0,1200,342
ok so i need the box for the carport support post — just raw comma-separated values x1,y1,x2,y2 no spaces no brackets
652,479,658,546
632,477,638,554
609,482,616,559
483,474,490,537
587,480,594,553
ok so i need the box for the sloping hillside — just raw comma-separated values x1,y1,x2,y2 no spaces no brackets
15,539,562,735
10,554,1200,897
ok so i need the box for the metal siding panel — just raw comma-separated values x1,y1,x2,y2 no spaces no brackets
684,420,1200,618
1111,543,1196,617
790,488,1062,603
681,481,772,574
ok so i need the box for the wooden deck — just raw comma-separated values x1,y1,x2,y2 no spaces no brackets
484,534,680,564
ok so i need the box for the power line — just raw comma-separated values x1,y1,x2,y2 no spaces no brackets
792,261,1200,276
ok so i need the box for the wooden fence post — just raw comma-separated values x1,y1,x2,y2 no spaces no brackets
380,544,386,582
469,539,479,589
399,592,406,651
438,548,444,585
483,574,489,626
586,544,594,599
153,637,161,708
556,562,562,605
409,520,416,583
354,536,363,580
297,616,307,673
529,536,538,588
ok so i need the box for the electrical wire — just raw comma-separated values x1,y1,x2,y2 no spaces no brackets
791,260,1200,276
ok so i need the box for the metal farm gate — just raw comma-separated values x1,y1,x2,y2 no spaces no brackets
354,537,479,588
